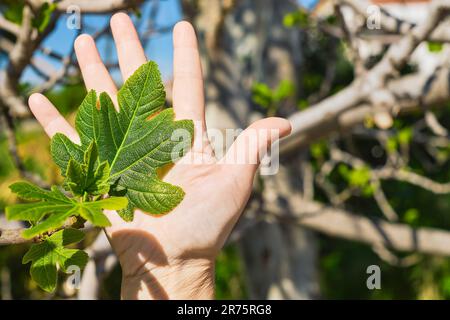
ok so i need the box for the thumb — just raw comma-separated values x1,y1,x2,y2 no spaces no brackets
219,117,291,181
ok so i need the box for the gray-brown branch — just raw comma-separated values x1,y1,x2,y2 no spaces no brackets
281,0,450,154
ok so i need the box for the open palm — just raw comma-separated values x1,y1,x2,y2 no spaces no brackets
29,13,290,297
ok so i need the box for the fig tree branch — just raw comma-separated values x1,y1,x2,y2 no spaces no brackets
288,200,450,257
281,0,450,154
338,0,450,43
52,0,144,13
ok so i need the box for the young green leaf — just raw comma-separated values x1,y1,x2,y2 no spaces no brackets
7,183,76,224
10,181,68,202
51,133,84,173
7,182,128,238
22,228,88,292
51,61,194,218
65,141,111,196
76,197,128,227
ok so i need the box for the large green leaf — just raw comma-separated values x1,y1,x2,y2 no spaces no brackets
22,228,88,292
6,182,128,239
51,61,194,218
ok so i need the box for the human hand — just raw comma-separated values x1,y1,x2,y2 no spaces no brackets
28,13,291,299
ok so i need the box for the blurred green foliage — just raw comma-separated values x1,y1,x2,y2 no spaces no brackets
215,245,248,299
33,2,57,33
427,42,444,53
1,0,23,25
283,10,309,28
46,83,87,115
0,0,56,32
252,80,295,116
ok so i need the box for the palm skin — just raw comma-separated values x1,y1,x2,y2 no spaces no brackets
29,13,291,299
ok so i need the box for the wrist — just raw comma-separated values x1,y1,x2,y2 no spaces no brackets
120,257,215,300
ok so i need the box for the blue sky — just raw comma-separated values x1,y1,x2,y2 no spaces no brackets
301,0,319,9
24,0,182,84
23,0,318,85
